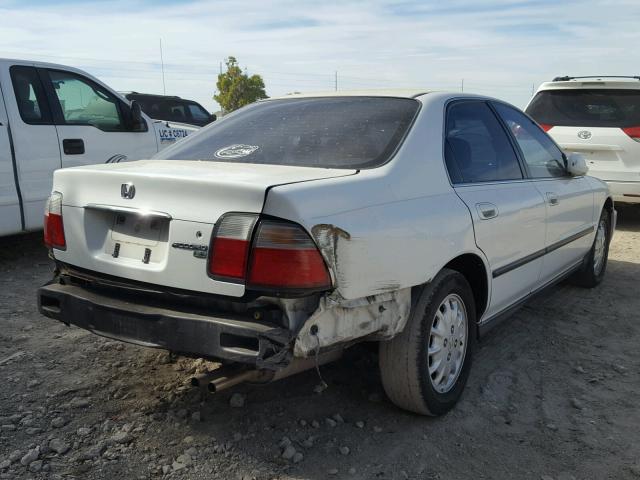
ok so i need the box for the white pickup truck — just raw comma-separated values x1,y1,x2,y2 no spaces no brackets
38,91,614,415
0,58,197,237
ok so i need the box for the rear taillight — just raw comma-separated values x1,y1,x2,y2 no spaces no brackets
248,221,331,291
622,126,640,142
207,214,332,292
208,214,257,281
539,123,553,132
44,191,66,250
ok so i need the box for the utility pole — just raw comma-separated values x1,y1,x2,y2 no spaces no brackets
159,38,166,95
531,83,535,96
335,71,338,91
461,78,464,92
219,61,223,75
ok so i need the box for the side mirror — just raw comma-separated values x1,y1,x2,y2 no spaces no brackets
129,100,146,132
566,152,588,176
209,113,217,122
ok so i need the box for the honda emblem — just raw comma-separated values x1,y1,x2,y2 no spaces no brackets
121,183,136,199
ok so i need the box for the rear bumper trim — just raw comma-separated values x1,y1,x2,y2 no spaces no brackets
38,281,293,368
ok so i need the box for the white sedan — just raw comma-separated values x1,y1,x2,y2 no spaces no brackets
38,91,615,415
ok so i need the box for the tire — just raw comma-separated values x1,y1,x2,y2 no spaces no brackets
573,208,611,288
379,268,476,415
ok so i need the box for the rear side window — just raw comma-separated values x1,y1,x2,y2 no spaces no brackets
156,97,420,169
445,101,523,184
526,89,640,128
493,103,567,179
10,66,51,125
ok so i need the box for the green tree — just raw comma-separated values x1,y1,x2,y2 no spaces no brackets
214,56,268,113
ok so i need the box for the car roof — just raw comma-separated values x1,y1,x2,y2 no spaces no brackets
537,76,640,92
269,89,433,100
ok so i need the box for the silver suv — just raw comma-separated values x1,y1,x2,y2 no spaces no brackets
526,76,640,204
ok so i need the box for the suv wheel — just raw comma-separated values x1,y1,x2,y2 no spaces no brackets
379,269,476,415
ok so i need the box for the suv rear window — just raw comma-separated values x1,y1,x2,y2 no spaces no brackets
526,89,640,128
156,97,420,169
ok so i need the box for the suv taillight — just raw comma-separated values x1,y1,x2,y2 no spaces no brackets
622,126,640,142
539,123,553,132
208,214,332,292
44,191,66,249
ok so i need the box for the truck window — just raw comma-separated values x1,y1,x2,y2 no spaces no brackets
10,66,52,125
48,70,125,132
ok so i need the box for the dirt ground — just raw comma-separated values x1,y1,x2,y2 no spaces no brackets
1,207,639,480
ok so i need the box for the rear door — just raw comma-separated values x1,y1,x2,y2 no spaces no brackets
445,100,547,319
41,68,159,169
2,64,60,231
0,78,22,235
493,102,595,283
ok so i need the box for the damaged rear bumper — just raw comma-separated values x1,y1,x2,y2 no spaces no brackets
38,281,293,368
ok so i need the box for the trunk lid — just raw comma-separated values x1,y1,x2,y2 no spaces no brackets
52,160,356,296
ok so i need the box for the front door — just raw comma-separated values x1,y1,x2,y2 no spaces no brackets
0,79,22,235
2,65,61,231
41,68,158,169
445,100,547,320
492,102,595,283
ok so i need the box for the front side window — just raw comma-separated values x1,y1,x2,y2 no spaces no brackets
10,66,51,125
48,70,125,131
493,102,566,179
156,97,420,169
188,103,211,123
445,101,523,184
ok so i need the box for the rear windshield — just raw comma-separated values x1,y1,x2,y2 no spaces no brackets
526,89,640,128
155,97,420,169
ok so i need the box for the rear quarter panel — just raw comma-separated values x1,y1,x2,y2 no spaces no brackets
263,93,487,300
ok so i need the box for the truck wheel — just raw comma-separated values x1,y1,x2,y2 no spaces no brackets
379,269,476,415
573,208,611,288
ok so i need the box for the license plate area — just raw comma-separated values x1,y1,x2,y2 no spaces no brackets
111,214,163,246
107,213,169,264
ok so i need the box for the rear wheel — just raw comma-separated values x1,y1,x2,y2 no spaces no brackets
573,208,611,288
379,269,476,415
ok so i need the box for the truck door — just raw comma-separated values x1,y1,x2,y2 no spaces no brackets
444,100,547,320
2,65,61,231
0,79,23,236
40,68,158,169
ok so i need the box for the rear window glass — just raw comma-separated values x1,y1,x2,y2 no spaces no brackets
526,89,640,128
155,97,420,169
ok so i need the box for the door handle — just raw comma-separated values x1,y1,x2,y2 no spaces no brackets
476,202,498,220
62,139,85,155
546,192,559,206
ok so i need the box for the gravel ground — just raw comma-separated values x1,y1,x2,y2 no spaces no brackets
0,206,639,480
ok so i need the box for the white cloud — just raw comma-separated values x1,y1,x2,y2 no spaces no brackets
0,0,638,110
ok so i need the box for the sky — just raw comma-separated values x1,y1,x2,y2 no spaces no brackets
0,0,638,112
